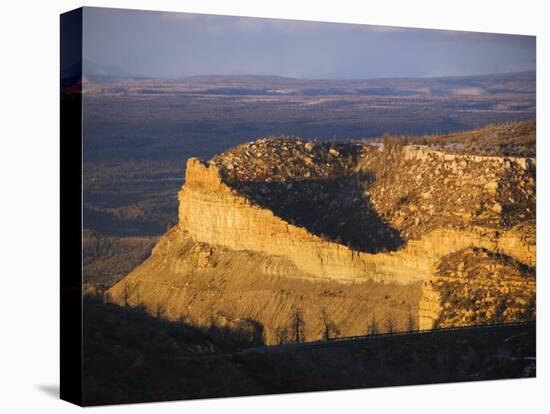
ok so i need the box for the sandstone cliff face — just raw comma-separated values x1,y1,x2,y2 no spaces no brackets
179,155,534,283
418,281,442,330
179,158,404,282
110,136,536,339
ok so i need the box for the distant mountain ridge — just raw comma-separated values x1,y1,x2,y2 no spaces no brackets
79,65,534,85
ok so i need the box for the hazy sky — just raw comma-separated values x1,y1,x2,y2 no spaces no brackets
82,7,536,80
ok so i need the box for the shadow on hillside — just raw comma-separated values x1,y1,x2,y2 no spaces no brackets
82,294,266,405
81,293,536,405
83,293,266,352
229,172,404,253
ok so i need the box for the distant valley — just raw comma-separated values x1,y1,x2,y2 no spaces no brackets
83,71,535,162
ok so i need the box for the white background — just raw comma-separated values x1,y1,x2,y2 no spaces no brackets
0,0,548,412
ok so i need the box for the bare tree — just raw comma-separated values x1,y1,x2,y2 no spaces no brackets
320,308,340,340
385,312,395,334
123,285,130,308
407,309,416,332
291,307,306,343
368,312,378,335
155,303,165,319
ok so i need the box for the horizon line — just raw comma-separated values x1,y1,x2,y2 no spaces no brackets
83,69,536,84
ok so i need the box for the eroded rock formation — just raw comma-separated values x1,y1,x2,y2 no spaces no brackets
420,247,535,330
109,132,536,341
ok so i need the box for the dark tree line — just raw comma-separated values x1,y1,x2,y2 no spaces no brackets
273,307,421,345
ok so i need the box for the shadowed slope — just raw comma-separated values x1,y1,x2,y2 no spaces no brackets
211,138,404,252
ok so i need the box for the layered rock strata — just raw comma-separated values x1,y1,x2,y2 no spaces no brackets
179,155,534,283
110,138,536,338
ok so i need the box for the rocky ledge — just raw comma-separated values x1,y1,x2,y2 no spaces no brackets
110,128,536,335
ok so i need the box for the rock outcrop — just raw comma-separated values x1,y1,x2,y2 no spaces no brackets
109,131,536,341
179,151,535,282
419,247,535,329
